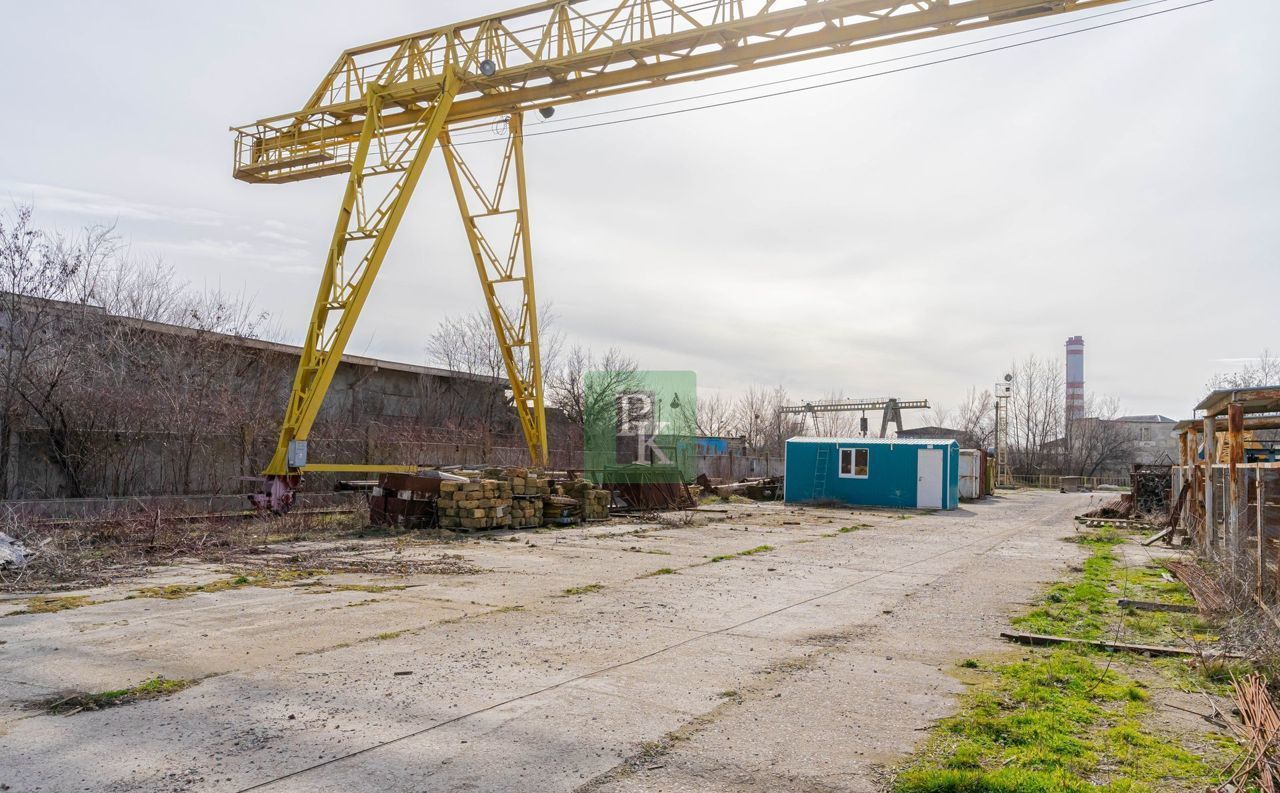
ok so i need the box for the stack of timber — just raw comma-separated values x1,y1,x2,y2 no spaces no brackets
473,465,547,496
542,495,581,525
559,479,611,521
1075,494,1160,530
438,479,513,531
1080,495,1134,521
510,495,543,529
1131,464,1173,516
694,474,782,501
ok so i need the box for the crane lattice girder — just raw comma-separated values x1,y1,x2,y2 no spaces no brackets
780,399,930,415
233,0,1128,184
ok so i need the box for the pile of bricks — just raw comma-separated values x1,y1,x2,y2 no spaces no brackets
437,478,513,531
559,479,612,521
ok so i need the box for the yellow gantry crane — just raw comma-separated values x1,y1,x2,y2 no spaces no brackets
234,0,1132,502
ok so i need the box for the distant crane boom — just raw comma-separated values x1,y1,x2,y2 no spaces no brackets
232,0,1134,510
781,398,930,437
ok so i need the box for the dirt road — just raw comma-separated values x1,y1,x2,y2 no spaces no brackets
0,491,1095,792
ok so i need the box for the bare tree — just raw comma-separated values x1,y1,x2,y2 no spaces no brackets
424,305,562,437
955,387,995,450
733,385,803,456
1007,354,1065,475
1,205,286,497
1065,395,1136,477
1209,350,1280,390
0,208,117,496
690,391,736,438
547,344,640,429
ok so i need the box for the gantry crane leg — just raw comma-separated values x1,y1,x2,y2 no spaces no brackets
440,114,549,467
257,75,459,511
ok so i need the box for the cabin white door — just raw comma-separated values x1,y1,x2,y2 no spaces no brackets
916,449,944,509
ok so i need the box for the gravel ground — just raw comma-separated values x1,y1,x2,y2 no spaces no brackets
0,491,1097,792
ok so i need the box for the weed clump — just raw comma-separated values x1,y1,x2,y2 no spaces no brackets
41,677,196,715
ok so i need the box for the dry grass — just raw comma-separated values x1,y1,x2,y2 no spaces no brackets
0,498,486,593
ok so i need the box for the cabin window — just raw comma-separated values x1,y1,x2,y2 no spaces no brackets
839,447,869,478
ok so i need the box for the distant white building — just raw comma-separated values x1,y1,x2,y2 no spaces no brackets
1114,415,1179,465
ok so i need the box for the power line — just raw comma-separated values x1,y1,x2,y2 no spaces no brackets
453,0,1215,147
453,0,1186,138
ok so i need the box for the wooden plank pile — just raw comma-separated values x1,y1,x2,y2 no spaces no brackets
542,495,581,525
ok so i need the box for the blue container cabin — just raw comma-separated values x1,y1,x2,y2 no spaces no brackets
784,437,960,510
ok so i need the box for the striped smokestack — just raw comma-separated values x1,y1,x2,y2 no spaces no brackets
1065,335,1085,422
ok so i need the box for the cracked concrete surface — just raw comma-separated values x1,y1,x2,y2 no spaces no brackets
0,491,1090,792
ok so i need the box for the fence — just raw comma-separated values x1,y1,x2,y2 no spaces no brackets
696,453,785,482
1007,473,1131,491
1174,462,1280,604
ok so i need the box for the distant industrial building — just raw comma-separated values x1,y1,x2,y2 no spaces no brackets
1114,414,1179,465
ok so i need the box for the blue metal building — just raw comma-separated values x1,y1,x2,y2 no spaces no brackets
783,437,960,510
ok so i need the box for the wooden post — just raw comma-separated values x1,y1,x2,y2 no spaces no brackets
1186,427,1200,549
1204,416,1217,553
1228,404,1245,552
1257,471,1266,602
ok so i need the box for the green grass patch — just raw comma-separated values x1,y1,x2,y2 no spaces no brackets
897,527,1235,792
640,568,675,578
840,523,873,533
711,545,775,563
1012,531,1211,647
133,568,328,600
562,583,604,596
373,631,404,641
10,595,98,615
42,676,196,715
894,649,1220,793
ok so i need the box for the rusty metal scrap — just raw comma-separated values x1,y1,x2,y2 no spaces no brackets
1218,673,1280,793
1163,560,1231,614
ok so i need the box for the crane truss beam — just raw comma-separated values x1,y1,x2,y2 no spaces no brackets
233,0,1129,184
780,398,930,415
263,73,459,476
440,114,549,466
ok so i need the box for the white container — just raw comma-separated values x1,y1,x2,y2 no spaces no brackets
958,450,982,500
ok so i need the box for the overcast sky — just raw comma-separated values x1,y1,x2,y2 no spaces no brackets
2,0,1276,426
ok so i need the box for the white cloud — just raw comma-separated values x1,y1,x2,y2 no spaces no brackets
0,181,226,227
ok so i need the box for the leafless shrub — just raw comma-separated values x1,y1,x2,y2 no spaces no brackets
0,498,372,592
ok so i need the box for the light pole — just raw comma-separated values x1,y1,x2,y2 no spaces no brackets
995,374,1013,488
